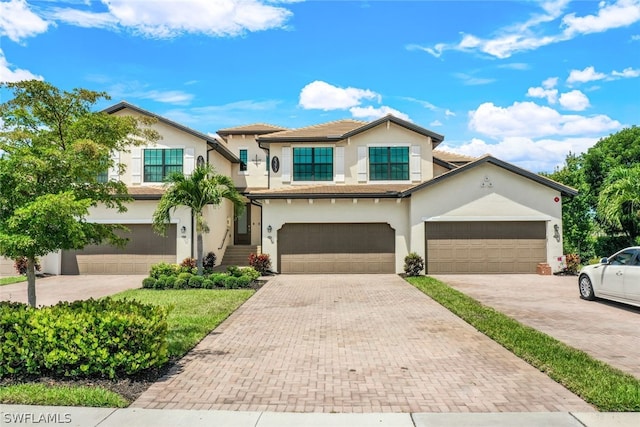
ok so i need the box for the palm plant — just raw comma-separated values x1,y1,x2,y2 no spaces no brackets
597,165,640,245
153,165,245,275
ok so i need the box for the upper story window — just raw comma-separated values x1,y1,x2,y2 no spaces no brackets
369,147,409,181
144,148,183,182
293,147,333,181
239,149,248,172
97,170,108,183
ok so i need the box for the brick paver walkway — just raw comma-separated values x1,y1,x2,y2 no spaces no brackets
434,274,640,379
133,275,593,413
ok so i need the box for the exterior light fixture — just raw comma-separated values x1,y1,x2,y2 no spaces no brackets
180,226,187,234
267,225,273,234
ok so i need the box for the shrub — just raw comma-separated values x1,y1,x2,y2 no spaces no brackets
248,253,271,274
149,262,177,279
236,275,253,288
404,252,424,277
223,276,239,289
155,275,168,289
164,275,177,289
13,257,41,275
188,275,205,289
203,252,217,273
227,265,242,277
0,298,169,379
202,278,214,289
211,273,227,287
173,278,187,289
564,253,581,275
142,277,157,289
239,267,260,281
180,257,197,270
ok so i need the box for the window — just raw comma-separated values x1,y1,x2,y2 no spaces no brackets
239,149,248,172
293,147,333,181
611,249,639,266
97,170,108,183
144,149,183,182
369,147,409,180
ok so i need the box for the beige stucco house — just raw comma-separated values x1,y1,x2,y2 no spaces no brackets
0,103,576,276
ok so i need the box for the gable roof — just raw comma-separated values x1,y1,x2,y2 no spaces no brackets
103,101,240,163
403,155,578,197
217,123,288,136
432,149,476,164
257,115,445,145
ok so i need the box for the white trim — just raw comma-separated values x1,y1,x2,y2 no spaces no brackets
131,148,142,184
108,151,120,181
410,145,421,181
357,146,367,182
282,146,291,183
335,146,345,183
423,216,552,222
184,148,195,176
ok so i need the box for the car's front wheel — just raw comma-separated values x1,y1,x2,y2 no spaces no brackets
579,275,595,300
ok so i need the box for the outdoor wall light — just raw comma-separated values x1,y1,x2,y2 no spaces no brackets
180,226,187,234
267,225,273,234
553,224,561,242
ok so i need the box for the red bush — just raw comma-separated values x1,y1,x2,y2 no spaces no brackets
248,253,271,274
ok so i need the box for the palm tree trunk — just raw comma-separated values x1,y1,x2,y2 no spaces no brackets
196,232,204,276
27,257,37,307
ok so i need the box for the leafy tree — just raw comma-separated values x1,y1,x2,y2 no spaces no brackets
0,80,159,307
543,152,595,257
583,126,640,238
152,165,244,276
597,165,640,245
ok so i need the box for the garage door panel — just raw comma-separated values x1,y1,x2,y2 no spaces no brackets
279,224,395,274
62,225,176,275
426,222,547,274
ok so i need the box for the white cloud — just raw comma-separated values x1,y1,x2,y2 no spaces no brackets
440,135,598,172
51,0,293,38
542,77,558,89
567,66,607,84
562,0,640,36
611,67,640,78
430,120,443,127
445,109,456,117
349,106,410,122
106,82,194,105
0,49,43,82
453,73,496,86
526,86,558,104
138,90,194,105
0,0,50,42
559,90,590,111
299,81,380,110
413,0,640,59
468,101,621,139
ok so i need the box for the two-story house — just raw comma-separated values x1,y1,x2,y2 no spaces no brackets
0,102,576,277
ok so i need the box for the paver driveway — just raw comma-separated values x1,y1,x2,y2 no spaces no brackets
134,275,592,413
433,274,640,379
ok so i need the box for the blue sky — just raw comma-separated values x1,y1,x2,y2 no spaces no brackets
1,0,639,172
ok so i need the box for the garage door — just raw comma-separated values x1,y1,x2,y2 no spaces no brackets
425,221,546,274
61,224,177,275
278,223,395,273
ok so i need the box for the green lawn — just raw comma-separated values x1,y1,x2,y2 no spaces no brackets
0,288,255,407
0,276,26,286
407,275,640,412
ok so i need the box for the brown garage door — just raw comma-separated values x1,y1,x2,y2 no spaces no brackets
425,221,546,274
61,224,177,275
278,223,395,273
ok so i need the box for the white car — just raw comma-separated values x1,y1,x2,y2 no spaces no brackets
578,247,640,308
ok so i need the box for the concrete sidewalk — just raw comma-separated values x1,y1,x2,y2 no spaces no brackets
1,405,638,427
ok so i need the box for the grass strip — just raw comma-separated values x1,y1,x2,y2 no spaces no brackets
0,383,128,407
0,276,26,286
406,276,640,412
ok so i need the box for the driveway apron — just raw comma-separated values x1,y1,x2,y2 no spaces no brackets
133,274,593,413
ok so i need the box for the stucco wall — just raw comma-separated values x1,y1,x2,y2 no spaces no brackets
409,163,565,271
261,198,410,273
221,133,269,189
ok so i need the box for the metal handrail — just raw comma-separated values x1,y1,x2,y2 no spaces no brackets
218,228,230,250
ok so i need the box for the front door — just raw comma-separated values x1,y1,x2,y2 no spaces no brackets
234,203,251,245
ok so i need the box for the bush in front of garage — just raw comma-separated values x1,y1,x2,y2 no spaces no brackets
0,298,169,379
403,252,425,277
143,263,260,290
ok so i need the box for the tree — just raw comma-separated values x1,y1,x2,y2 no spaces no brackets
152,165,244,276
0,80,159,307
543,152,595,257
583,126,640,238
597,165,640,246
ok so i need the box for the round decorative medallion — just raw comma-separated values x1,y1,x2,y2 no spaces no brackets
271,156,280,173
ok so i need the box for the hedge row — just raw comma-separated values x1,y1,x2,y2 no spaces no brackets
0,298,169,379
143,264,260,290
